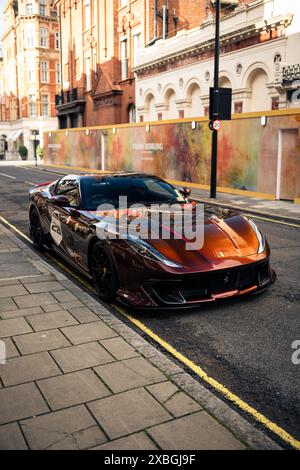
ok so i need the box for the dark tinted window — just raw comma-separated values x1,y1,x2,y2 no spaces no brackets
55,179,80,207
80,176,187,211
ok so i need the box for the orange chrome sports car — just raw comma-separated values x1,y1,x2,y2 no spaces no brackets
29,172,276,308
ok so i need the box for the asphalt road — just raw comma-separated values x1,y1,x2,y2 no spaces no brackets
0,165,299,445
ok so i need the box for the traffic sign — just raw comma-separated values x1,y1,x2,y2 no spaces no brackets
209,119,222,131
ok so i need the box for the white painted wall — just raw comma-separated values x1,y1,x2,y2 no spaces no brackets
136,0,300,120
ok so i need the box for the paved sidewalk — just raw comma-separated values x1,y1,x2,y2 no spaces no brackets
0,222,280,450
189,187,300,225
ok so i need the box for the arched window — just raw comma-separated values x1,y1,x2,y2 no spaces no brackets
164,89,177,119
187,83,201,117
145,93,156,121
128,104,136,123
248,69,269,111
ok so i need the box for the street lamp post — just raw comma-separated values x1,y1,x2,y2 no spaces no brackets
210,0,221,199
33,130,38,167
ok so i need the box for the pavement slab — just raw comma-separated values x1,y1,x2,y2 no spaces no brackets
37,369,111,411
88,387,171,440
13,329,71,355
50,342,115,373
0,317,32,338
0,351,62,386
61,321,117,345
0,423,28,450
0,382,49,425
93,432,158,450
94,357,166,393
148,411,245,450
26,310,79,331
21,405,104,450
100,337,140,360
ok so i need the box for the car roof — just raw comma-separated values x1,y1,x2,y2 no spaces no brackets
77,172,157,180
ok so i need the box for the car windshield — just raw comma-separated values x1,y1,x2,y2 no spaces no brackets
80,175,187,211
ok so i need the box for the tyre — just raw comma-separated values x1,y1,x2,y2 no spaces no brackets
90,241,118,302
29,207,45,251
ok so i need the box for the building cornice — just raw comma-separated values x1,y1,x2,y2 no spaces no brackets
134,14,293,76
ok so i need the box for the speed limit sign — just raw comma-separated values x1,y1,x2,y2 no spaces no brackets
212,120,221,131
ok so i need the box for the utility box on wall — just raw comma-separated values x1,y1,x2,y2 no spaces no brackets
209,87,232,121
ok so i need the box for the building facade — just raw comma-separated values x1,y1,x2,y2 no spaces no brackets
54,0,213,128
134,0,300,122
0,0,60,160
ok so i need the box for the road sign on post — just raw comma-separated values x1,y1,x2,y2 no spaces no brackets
210,0,221,199
209,87,232,121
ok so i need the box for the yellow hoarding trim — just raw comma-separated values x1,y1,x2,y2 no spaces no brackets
167,178,276,200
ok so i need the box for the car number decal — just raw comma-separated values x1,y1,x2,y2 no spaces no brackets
50,212,63,246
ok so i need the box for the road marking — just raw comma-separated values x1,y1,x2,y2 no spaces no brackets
0,212,299,449
0,173,16,180
25,181,36,186
0,216,32,242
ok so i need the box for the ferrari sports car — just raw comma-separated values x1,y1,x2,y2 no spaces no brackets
29,172,276,308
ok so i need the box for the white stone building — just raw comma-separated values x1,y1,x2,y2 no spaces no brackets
134,0,300,121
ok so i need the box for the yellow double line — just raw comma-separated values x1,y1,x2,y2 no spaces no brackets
0,213,299,450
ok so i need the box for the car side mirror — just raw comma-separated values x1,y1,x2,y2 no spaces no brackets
179,187,191,198
50,195,71,207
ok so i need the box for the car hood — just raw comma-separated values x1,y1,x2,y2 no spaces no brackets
82,204,264,270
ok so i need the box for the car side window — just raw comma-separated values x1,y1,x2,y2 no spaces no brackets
56,179,80,207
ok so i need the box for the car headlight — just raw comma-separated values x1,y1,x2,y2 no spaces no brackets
127,235,182,268
248,219,266,254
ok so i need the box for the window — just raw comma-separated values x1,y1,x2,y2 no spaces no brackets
39,0,47,16
41,61,48,82
27,60,35,81
84,0,91,30
85,56,91,90
64,63,69,82
26,23,35,47
120,38,128,80
133,32,141,67
56,179,80,207
75,58,80,78
25,3,33,14
272,96,279,110
234,101,243,114
40,27,48,47
119,0,127,7
56,63,61,84
55,31,60,49
41,94,49,116
128,104,136,123
28,94,37,116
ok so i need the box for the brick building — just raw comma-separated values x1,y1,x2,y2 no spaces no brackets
54,0,213,128
0,0,60,159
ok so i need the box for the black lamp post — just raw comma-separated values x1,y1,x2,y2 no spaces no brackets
0,135,7,161
33,130,38,167
210,0,221,199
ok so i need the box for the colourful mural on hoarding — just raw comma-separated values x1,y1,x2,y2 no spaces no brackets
44,111,300,200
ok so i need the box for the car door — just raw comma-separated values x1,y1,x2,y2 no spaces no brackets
48,178,80,259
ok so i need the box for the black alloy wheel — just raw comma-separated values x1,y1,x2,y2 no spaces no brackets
90,242,118,302
29,207,44,251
